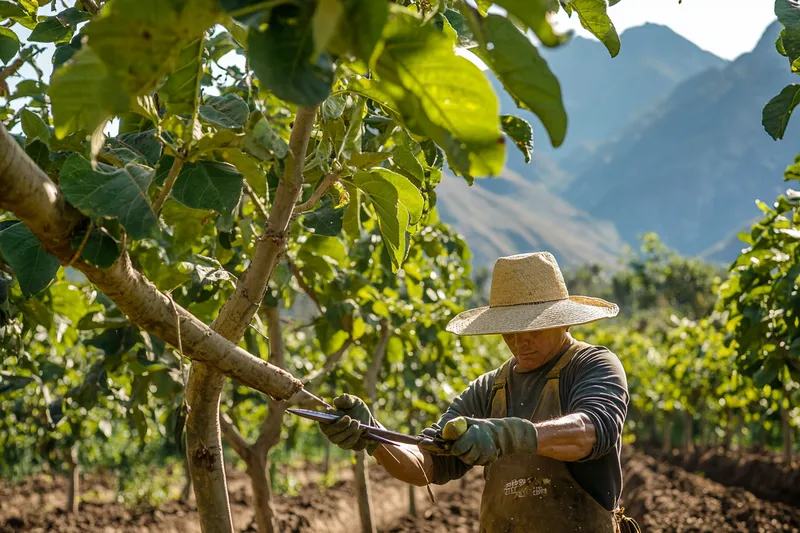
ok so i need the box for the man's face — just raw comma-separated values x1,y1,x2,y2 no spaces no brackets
501,327,567,360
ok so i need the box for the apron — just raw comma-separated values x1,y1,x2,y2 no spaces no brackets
478,341,620,533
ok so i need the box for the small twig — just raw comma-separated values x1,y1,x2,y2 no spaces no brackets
243,180,269,221
0,56,26,97
66,223,93,267
153,155,185,215
293,172,339,214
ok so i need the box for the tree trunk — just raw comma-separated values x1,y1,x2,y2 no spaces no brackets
354,451,376,533
409,484,417,517
781,403,793,464
67,445,79,514
662,415,674,454
247,456,278,533
682,410,694,453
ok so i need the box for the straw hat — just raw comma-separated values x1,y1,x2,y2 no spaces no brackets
446,252,619,336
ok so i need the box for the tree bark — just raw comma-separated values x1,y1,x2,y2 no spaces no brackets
67,445,79,514
408,484,417,518
247,455,277,533
781,402,793,464
682,410,693,453
354,451,376,533
662,415,673,454
185,106,318,533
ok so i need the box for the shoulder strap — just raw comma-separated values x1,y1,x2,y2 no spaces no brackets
489,358,513,418
546,340,591,379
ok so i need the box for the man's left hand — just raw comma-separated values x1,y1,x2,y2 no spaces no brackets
440,416,539,466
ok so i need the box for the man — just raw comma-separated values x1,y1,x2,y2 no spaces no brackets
318,252,635,532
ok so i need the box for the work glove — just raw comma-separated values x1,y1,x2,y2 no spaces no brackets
318,394,380,455
438,416,538,466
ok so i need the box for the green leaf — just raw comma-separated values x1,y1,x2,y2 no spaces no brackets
322,93,348,121
55,7,92,29
248,4,334,107
20,108,50,144
53,35,82,70
49,47,130,140
243,115,288,160
352,168,423,269
111,130,162,166
374,9,504,177
561,0,619,57
777,0,800,66
331,0,389,64
312,0,343,55
60,154,158,240
0,2,27,19
158,35,204,116
83,0,219,94
476,15,567,147
71,227,120,269
752,356,784,387
301,195,344,236
25,139,50,171
29,16,72,43
500,115,534,163
0,27,19,63
0,222,60,297
171,160,243,214
392,145,424,183
494,0,569,48
219,149,266,197
198,94,249,129
763,84,800,141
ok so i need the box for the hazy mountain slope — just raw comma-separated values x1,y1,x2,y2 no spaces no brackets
492,24,727,191
436,171,624,269
565,21,795,256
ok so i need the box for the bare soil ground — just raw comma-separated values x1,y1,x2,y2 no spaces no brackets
1,449,798,533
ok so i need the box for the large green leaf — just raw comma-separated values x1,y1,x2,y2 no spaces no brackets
494,0,568,48
0,222,60,297
0,27,19,63
0,1,26,19
777,0,800,66
171,160,243,214
83,0,219,94
352,168,423,269
476,15,567,147
763,84,800,140
29,15,72,43
330,0,389,64
49,47,130,140
562,0,619,57
198,94,249,129
158,35,204,116
71,227,121,269
301,195,345,236
60,154,158,239
247,4,334,107
243,115,288,160
20,108,50,144
500,115,534,163
374,9,504,177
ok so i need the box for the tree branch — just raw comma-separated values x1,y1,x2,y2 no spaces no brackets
365,318,391,406
219,412,251,462
152,155,185,215
0,123,301,400
263,305,286,370
293,172,339,214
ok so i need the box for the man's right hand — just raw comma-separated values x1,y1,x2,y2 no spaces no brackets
318,394,379,454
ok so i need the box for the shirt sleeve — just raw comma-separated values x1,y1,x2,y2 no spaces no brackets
421,370,496,484
561,346,629,462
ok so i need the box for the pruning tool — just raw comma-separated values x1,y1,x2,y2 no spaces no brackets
286,406,454,454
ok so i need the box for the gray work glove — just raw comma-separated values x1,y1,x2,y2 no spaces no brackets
439,416,539,466
318,394,380,455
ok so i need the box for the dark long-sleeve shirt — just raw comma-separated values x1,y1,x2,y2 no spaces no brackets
423,343,629,511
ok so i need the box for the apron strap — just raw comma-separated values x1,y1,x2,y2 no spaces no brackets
546,339,591,380
490,358,513,418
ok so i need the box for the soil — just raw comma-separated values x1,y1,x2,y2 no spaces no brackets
2,449,799,533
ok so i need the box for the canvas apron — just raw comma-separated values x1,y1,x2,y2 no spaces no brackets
479,341,619,533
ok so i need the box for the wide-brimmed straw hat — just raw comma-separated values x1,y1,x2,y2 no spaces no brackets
446,252,619,336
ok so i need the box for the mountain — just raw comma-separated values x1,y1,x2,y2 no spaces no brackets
437,24,728,268
496,24,727,191
565,20,795,256
436,170,624,269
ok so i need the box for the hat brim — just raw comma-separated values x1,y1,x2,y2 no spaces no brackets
445,296,619,336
